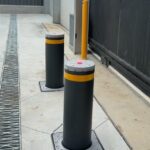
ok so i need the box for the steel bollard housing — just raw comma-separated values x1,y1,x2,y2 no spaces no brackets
62,59,95,150
45,33,64,88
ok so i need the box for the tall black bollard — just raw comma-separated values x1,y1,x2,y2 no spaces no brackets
45,33,64,88
62,59,95,150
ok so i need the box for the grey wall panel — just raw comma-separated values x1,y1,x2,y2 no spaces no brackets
89,0,120,54
0,0,43,6
53,0,60,23
118,0,138,66
50,0,53,16
61,0,74,29
74,0,82,54
44,0,50,13
118,0,150,77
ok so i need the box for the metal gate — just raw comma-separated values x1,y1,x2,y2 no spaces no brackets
0,0,43,5
89,0,150,96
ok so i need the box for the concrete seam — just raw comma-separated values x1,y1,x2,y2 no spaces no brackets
94,95,133,150
22,125,50,135
94,119,109,131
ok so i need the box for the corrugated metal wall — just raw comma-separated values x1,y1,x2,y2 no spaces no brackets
89,0,150,96
0,0,43,5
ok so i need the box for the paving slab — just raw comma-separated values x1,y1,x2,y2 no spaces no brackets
21,92,64,133
22,126,53,150
95,120,130,150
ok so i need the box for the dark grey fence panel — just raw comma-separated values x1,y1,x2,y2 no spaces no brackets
89,0,150,96
89,0,120,55
0,0,43,5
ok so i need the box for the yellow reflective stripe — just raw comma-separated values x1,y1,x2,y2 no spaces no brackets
64,72,94,82
46,39,64,44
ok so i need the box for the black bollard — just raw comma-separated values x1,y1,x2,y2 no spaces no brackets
62,59,95,150
45,33,64,88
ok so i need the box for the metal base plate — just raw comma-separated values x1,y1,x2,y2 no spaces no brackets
39,81,64,92
51,131,104,150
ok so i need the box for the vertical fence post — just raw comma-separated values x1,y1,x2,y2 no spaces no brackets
81,0,89,60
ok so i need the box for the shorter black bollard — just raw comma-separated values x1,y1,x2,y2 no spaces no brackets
45,33,64,88
62,59,95,150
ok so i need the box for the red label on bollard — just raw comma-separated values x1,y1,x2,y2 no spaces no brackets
77,60,83,64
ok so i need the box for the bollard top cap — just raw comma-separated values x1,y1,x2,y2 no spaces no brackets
46,31,64,39
65,59,95,72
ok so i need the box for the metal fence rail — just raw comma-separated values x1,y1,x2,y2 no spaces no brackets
0,0,43,6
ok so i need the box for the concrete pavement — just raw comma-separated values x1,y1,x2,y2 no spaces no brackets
44,15,150,150
17,14,130,150
0,14,149,150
